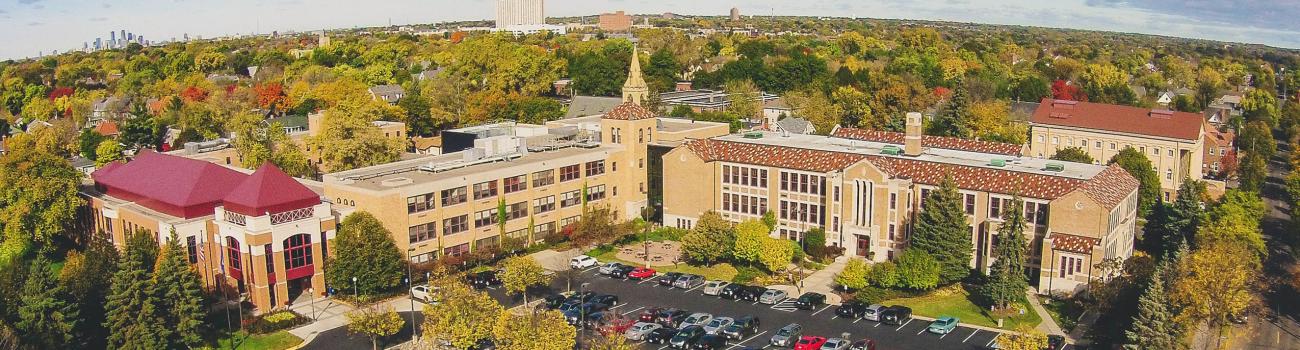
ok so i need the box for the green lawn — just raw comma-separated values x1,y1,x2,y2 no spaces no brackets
1042,298,1082,331
883,286,1042,330
589,249,739,282
206,330,303,350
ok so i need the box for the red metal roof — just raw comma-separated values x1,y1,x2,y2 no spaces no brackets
222,163,320,216
92,151,248,218
1030,98,1203,141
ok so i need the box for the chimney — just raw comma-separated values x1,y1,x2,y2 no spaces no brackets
676,81,693,92
905,112,923,156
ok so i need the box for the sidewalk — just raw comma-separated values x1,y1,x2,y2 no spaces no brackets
768,255,850,306
287,296,423,346
1024,292,1066,336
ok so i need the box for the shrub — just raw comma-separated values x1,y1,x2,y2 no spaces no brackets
835,258,870,290
853,286,899,305
247,310,310,334
733,264,765,284
895,250,941,291
867,261,899,288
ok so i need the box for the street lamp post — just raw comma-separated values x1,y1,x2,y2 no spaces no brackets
351,276,358,297
642,207,654,268
578,282,590,347
406,248,416,341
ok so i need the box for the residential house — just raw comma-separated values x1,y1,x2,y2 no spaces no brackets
773,117,815,135
368,85,406,104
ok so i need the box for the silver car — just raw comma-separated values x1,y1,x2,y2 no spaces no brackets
759,289,788,304
821,338,851,350
673,274,705,289
680,312,714,329
862,304,885,322
769,323,803,347
598,262,624,275
624,322,662,341
702,316,734,335
702,280,730,296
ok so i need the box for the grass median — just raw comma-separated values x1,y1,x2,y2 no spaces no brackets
883,285,1042,330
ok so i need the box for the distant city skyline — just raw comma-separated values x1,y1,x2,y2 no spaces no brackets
1,0,1298,60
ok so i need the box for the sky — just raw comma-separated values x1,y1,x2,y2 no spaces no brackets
1,0,1298,60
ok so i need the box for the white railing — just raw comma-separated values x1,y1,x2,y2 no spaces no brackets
270,207,315,225
224,211,247,226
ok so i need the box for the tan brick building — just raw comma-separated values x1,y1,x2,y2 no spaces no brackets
598,11,633,31
1028,99,1205,201
83,151,339,313
662,113,1139,295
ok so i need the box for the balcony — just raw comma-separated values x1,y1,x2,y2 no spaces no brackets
270,207,315,225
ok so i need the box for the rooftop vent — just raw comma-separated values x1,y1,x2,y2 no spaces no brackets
743,132,764,139
989,159,1006,167
1045,163,1065,172
380,177,413,187
1051,99,1078,109
881,145,903,156
1148,109,1174,119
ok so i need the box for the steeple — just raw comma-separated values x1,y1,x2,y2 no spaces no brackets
622,46,649,105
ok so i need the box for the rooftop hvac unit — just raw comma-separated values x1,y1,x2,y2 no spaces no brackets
881,145,903,156
989,159,1006,167
1045,163,1065,172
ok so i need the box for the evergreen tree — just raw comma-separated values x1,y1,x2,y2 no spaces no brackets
929,79,971,138
104,232,167,350
1124,264,1186,350
910,176,974,284
16,257,78,349
59,232,119,348
1140,201,1180,259
153,231,205,348
325,211,405,296
1166,181,1206,254
979,197,1029,309
124,228,159,273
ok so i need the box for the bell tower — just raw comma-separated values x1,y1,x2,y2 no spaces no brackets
622,46,649,105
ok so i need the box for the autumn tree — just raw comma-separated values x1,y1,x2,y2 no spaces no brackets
0,132,84,264
835,258,870,290
325,212,405,297
347,306,405,350
784,88,842,135
680,211,735,264
422,282,503,349
910,176,973,284
757,237,795,272
94,140,123,167
492,309,576,350
996,328,1050,350
724,79,761,120
732,219,768,264
1171,240,1258,328
929,79,971,138
58,233,118,348
1050,147,1094,164
500,255,549,305
895,249,941,291
308,106,404,173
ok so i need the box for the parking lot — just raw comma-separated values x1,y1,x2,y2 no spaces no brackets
555,266,1072,350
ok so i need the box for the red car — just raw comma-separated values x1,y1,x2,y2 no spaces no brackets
639,307,665,322
598,316,636,336
794,336,828,350
628,267,657,280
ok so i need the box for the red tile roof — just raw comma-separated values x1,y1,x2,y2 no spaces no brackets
94,121,119,136
1050,233,1101,254
603,102,656,121
682,138,866,173
92,151,247,218
831,127,1023,156
1030,98,1203,141
223,163,320,216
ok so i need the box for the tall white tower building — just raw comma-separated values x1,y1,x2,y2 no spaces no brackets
496,0,545,28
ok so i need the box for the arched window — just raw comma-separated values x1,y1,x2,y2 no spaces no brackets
283,234,313,271
225,236,243,277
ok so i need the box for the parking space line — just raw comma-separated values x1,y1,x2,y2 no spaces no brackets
940,330,951,339
638,278,655,284
917,327,928,335
853,318,862,324
874,322,881,327
895,319,913,331
963,329,979,343
684,284,704,293
986,335,999,347
810,305,832,316
726,330,768,350
621,306,645,316
582,266,598,273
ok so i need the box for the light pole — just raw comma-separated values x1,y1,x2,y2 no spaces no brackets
308,287,317,320
641,206,654,268
351,276,358,297
578,282,590,347
1282,67,1288,108
406,248,416,341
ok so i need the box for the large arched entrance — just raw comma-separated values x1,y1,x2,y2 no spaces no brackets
282,233,314,303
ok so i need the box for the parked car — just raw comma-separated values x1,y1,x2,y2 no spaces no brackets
659,272,684,286
879,306,912,325
581,312,606,329
691,334,729,350
680,312,714,329
598,315,637,336
466,271,501,289
759,289,789,304
645,327,679,344
563,302,610,325
769,323,803,347
794,336,828,350
598,262,626,275
542,294,567,309
835,300,869,319
656,308,691,328
565,291,596,304
639,307,665,322
557,300,583,313
820,338,851,350
927,316,959,334
702,316,734,335
702,280,730,296
718,283,746,299
609,264,637,279
590,294,619,306
674,274,705,289
794,292,826,310
410,284,433,302
721,315,760,340
628,267,657,280
849,339,877,350
624,322,664,341
570,255,598,269
862,304,885,322
737,286,767,302
670,325,706,349
1047,335,1066,350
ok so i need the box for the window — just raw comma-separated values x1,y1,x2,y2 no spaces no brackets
535,222,556,240
612,162,617,172
585,160,605,177
1168,149,1174,157
1095,141,1102,149
1109,142,1116,150
1059,256,1084,277
889,193,897,210
638,128,644,143
444,243,469,257
506,202,527,220
1166,169,1173,180
1037,134,1044,143
409,222,436,244
283,234,313,270
226,237,242,271
533,170,555,187
474,208,499,228
834,186,841,202
186,236,198,264
533,196,556,213
989,197,1003,219
407,193,435,213
473,181,498,200
559,164,581,182
560,190,581,208
443,215,468,235
560,215,581,229
1152,148,1160,156
503,175,527,193
1051,136,1058,145
586,185,606,201
888,224,896,241
780,171,824,195
441,187,467,206
964,193,976,215
1024,202,1049,226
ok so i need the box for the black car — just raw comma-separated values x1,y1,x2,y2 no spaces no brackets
794,292,826,310
880,305,913,325
466,271,501,289
590,294,620,306
736,286,766,302
721,315,760,340
835,300,869,318
669,325,705,349
609,264,637,279
656,308,691,328
563,302,610,325
659,272,684,286
718,284,746,299
565,291,596,304
542,294,567,309
645,327,679,344
1047,335,1066,350
690,334,728,350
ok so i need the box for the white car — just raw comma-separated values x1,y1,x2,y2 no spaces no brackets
759,289,788,304
410,285,431,302
702,316,734,335
680,312,714,329
702,280,730,296
624,322,663,341
862,304,885,322
597,262,625,275
821,338,851,350
570,255,598,269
